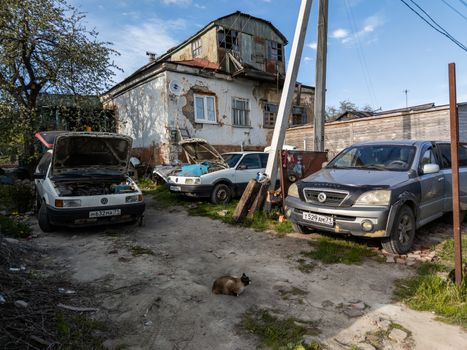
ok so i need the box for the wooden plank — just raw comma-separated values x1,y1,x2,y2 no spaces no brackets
233,179,260,222
247,182,269,218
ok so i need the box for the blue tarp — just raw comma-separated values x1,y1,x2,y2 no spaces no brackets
177,162,209,177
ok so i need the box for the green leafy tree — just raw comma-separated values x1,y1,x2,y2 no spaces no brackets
0,0,119,165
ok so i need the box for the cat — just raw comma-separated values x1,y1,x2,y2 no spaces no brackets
212,273,251,296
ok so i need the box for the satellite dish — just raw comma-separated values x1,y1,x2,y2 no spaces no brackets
169,80,182,96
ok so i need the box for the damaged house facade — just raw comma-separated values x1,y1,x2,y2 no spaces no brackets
103,11,314,164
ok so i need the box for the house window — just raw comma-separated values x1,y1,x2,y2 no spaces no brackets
192,39,202,57
194,95,216,123
232,98,250,126
217,27,239,51
263,103,278,128
291,106,307,126
267,41,283,61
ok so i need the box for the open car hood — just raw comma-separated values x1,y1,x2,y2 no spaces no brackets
51,132,133,177
179,138,228,168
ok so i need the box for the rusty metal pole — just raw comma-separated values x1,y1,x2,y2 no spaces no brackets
448,62,463,287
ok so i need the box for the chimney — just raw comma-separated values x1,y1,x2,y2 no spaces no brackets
146,51,156,62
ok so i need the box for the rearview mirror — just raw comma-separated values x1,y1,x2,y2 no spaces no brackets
33,173,45,180
422,163,440,175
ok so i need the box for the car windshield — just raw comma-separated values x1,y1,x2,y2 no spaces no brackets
327,145,416,171
222,153,242,168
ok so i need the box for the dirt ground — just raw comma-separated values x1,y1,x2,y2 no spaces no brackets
29,198,466,350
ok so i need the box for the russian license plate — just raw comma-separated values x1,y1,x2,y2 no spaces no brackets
302,212,334,226
170,185,181,192
89,209,121,218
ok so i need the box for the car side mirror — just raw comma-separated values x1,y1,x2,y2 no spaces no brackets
422,163,440,175
237,164,247,170
321,161,329,168
33,173,45,180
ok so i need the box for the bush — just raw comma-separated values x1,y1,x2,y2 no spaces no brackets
0,215,31,238
0,183,34,213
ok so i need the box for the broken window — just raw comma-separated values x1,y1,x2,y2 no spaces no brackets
263,103,278,128
232,98,249,126
291,106,307,126
267,40,283,61
194,95,216,123
217,27,239,51
192,39,202,57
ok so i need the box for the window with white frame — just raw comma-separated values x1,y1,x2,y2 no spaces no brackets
232,98,250,126
192,39,202,57
194,94,216,123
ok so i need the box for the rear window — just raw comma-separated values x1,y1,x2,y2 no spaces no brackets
437,143,467,168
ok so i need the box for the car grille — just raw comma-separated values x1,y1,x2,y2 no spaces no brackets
303,189,349,207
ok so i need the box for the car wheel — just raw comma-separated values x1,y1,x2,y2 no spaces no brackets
382,205,415,255
211,184,232,204
38,202,54,232
292,222,307,234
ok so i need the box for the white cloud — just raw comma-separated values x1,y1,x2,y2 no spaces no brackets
108,17,187,80
307,41,317,50
162,0,192,5
340,15,384,45
332,28,349,39
304,56,313,62
194,3,206,9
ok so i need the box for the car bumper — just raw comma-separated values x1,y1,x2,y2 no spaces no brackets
284,196,391,237
165,183,213,197
46,202,145,227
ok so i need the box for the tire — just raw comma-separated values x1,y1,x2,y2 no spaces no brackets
292,222,307,234
382,205,415,255
211,183,232,204
38,202,54,232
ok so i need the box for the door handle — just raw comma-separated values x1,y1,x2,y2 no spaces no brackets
437,177,444,182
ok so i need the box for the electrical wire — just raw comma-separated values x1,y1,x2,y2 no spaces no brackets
343,0,378,108
399,0,467,52
441,0,467,21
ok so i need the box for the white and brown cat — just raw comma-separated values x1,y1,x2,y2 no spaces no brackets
212,273,251,296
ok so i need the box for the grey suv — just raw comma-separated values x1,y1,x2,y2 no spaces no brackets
285,140,467,254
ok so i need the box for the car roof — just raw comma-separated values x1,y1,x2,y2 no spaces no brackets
352,140,447,147
222,151,266,155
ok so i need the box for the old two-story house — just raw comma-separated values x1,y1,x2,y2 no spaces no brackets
103,11,314,164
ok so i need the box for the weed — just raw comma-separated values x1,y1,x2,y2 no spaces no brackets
130,245,154,256
0,184,34,213
242,309,320,350
0,215,31,238
365,322,412,348
56,312,107,349
302,237,377,265
146,185,186,209
137,177,157,190
393,235,467,327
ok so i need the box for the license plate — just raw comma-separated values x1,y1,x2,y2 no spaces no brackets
89,209,121,218
170,185,181,192
302,212,334,226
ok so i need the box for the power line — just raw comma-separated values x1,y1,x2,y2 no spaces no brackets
399,0,467,52
441,0,467,21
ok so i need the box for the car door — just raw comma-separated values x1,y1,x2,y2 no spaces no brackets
418,145,445,222
234,154,262,192
34,152,52,200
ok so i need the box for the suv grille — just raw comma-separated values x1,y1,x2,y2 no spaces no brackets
303,189,348,207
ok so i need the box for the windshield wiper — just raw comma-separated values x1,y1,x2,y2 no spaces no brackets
357,164,385,170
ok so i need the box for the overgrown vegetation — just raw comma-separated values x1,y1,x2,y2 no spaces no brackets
242,309,321,350
393,235,467,327
56,313,108,349
0,215,31,238
302,237,378,265
0,183,34,213
365,322,412,349
147,185,294,235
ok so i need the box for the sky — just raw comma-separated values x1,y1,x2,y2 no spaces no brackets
71,0,467,111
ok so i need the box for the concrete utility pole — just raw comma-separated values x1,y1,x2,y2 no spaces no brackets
313,0,329,152
265,0,313,188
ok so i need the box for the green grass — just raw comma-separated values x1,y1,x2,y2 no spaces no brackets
393,234,467,328
0,214,31,238
147,185,294,235
242,309,320,350
56,313,108,349
137,177,157,190
302,237,377,265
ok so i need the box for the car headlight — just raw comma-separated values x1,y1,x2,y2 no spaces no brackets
288,183,299,198
55,199,81,208
126,195,143,203
355,190,391,206
185,178,201,185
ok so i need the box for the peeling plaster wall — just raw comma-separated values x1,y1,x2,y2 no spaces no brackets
166,70,270,150
110,72,172,162
169,27,218,63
